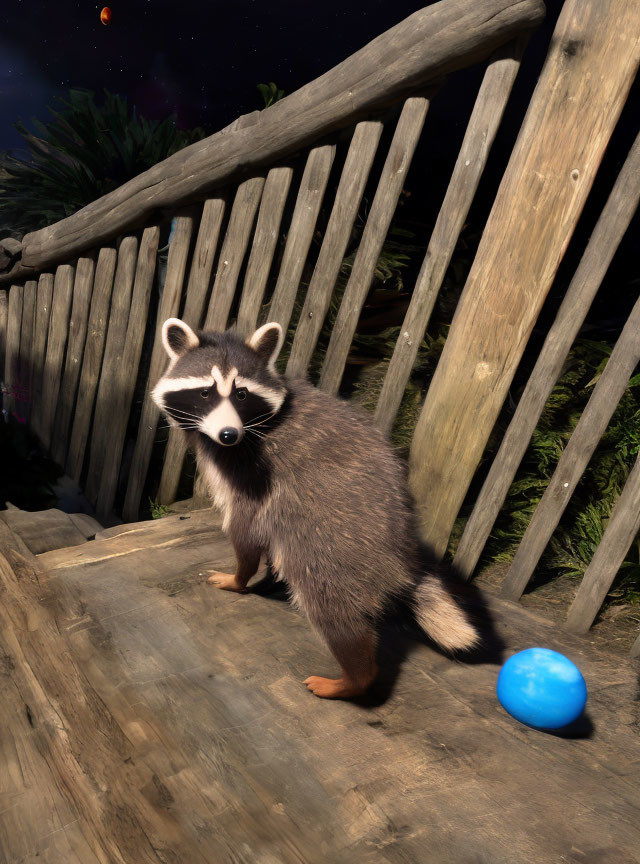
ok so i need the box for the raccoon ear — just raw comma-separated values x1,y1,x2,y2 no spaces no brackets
162,318,200,362
247,322,283,370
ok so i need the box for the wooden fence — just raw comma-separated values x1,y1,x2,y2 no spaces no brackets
1,0,639,654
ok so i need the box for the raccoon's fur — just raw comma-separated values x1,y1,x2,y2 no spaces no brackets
152,318,479,699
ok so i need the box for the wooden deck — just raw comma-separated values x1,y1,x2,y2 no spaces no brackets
1,508,639,863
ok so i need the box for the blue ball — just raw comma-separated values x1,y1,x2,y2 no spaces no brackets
496,647,587,729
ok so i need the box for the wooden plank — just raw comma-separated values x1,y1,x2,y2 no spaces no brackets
374,38,526,435
267,145,336,335
85,236,139,505
17,279,36,423
28,273,54,441
66,248,117,482
50,255,97,467
122,211,198,522
236,165,294,336
409,0,640,558
565,448,640,633
0,507,88,554
3,284,23,418
454,128,640,579
631,632,640,659
157,197,227,506
0,523,212,864
38,264,75,452
500,290,640,602
284,121,383,378
96,226,160,523
12,0,545,277
318,97,430,391
0,289,7,382
202,176,265,330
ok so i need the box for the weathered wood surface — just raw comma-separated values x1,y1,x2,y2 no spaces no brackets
409,0,640,559
203,176,265,330
123,211,197,522
50,255,96,467
96,226,160,523
374,38,526,435
0,289,7,382
454,128,640,580
500,290,640,602
319,98,429,392
8,0,546,279
3,284,23,417
632,632,640,659
0,506,89,554
566,448,640,634
65,247,117,482
28,273,54,440
85,236,139,504
17,279,36,422
1,510,634,863
157,198,227,506
285,121,383,378
267,144,336,336
236,165,294,336
38,264,75,451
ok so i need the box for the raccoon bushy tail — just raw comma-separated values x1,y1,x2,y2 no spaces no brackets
411,574,480,653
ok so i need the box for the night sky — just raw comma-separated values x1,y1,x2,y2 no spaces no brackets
1,0,470,154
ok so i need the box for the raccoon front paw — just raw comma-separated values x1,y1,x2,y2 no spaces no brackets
303,675,366,700
204,571,247,593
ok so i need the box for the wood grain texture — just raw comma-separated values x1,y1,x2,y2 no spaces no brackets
11,0,546,277
454,129,640,579
50,255,96,467
123,211,197,522
0,289,7,382
500,290,640,602
267,144,336,336
3,284,23,417
631,631,640,659
85,236,139,505
96,226,160,523
285,121,383,378
28,273,54,441
236,165,294,336
0,506,88,554
409,0,640,558
3,510,637,862
319,97,429,393
17,279,36,423
157,197,228,506
65,248,117,482
38,265,75,451
566,448,640,634
203,176,265,331
374,38,526,435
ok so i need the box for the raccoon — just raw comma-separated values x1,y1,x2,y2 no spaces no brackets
152,317,479,699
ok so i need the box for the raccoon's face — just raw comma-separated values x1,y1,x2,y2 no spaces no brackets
152,318,287,447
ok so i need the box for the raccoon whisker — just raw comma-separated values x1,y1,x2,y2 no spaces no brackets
166,408,201,420
244,428,267,441
244,411,277,429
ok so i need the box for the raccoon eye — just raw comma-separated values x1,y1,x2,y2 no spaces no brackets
200,389,210,398
235,387,248,401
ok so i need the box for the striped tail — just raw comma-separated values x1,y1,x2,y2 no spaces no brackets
411,574,480,653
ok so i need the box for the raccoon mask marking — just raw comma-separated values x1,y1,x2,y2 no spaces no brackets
152,318,287,448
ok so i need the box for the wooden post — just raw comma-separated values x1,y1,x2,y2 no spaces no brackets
65,248,117,482
318,97,430,393
500,290,640,602
50,255,97,467
29,273,54,441
454,129,640,578
408,0,640,558
0,289,7,383
3,285,23,418
156,197,227,505
565,448,640,634
123,210,197,522
18,280,36,423
39,265,75,451
374,38,526,435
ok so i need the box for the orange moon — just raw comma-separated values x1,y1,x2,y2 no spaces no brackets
100,7,112,26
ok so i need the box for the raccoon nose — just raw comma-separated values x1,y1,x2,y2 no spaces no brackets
219,427,240,446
